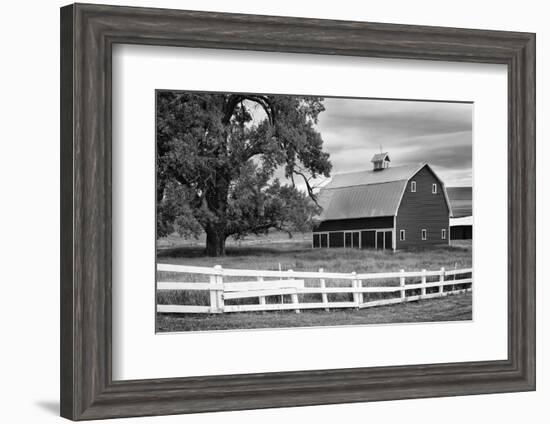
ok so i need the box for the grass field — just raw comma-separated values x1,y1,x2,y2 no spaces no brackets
157,292,472,332
156,233,472,332
158,233,472,273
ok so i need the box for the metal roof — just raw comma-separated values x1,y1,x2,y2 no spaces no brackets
316,163,451,221
450,216,472,226
317,180,406,220
327,164,422,189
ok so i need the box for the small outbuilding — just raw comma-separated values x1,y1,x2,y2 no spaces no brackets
450,216,473,240
447,186,473,240
313,153,451,250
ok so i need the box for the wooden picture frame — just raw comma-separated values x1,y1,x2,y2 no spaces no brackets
60,3,535,420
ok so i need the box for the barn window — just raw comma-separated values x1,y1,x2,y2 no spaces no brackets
411,181,416,192
441,229,447,239
432,183,437,194
399,230,405,241
421,229,427,240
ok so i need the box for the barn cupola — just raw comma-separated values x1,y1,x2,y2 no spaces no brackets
371,152,390,171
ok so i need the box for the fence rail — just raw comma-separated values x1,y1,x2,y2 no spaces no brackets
157,264,472,314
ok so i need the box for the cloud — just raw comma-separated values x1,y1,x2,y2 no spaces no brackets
315,98,472,187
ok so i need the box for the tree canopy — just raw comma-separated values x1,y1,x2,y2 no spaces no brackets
156,91,332,256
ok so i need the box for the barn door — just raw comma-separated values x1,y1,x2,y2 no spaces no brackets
352,232,360,248
376,230,393,250
361,231,375,249
344,232,352,248
313,234,320,248
384,231,393,250
376,232,384,249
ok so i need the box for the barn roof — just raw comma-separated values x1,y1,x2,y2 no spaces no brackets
316,163,450,221
328,163,420,189
450,216,472,226
316,180,406,220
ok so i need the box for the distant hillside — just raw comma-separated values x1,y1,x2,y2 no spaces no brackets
447,187,472,217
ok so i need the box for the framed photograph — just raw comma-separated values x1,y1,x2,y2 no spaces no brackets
60,3,535,420
154,92,474,333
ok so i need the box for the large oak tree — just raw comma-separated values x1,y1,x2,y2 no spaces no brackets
156,92,331,256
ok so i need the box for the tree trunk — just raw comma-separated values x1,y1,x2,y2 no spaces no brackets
203,169,230,257
205,227,226,257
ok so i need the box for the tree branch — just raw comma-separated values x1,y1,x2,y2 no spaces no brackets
292,170,320,207
222,94,275,125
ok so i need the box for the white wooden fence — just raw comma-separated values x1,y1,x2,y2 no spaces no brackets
157,264,472,314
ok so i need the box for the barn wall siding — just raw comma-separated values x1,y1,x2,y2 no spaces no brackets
314,216,393,232
396,166,450,249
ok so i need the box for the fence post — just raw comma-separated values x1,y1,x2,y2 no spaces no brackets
288,269,300,314
357,278,364,305
209,268,218,313
400,269,406,301
439,267,445,295
214,265,224,313
452,262,457,292
352,272,359,307
257,276,266,310
421,269,427,297
319,268,329,311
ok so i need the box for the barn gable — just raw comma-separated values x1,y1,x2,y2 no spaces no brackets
395,165,451,249
394,164,452,219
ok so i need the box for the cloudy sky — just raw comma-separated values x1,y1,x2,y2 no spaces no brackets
314,97,473,188
258,96,472,191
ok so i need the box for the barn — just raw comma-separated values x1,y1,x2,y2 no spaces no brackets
447,186,473,240
312,153,451,250
450,215,473,239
